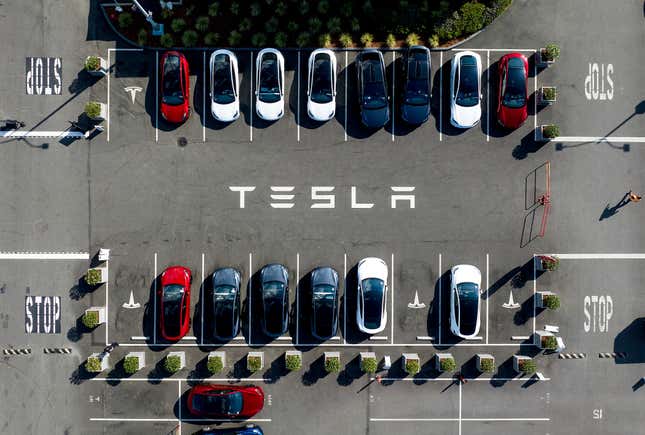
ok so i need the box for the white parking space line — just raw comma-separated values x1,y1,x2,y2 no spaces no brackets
0,131,85,139
296,252,300,345
371,417,550,422
344,51,348,142
153,252,157,344
391,51,395,142
90,418,178,422
118,341,530,348
89,417,272,423
249,52,253,142
532,254,536,336
374,377,550,382
438,253,442,343
459,382,462,435
416,336,434,340
486,49,490,142
390,253,394,343
155,51,159,143
201,253,205,345
249,252,253,345
553,136,645,143
105,258,110,346
277,336,292,340
131,336,149,340
549,253,645,259
533,59,537,140
180,336,197,340
486,253,489,344
107,49,110,142
178,379,182,435
0,252,89,259
370,336,388,341
512,335,530,340
439,51,443,142
202,51,206,143
297,51,300,143
343,253,347,344
90,377,271,382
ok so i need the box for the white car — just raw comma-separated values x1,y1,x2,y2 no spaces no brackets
356,257,388,334
307,49,336,121
449,51,482,128
449,264,482,339
209,49,239,122
255,48,285,121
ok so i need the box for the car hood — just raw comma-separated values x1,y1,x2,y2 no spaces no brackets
161,102,189,124
312,267,338,287
256,100,283,121
213,268,239,288
452,264,481,285
261,264,287,284
402,102,430,124
211,100,240,122
498,105,527,129
451,103,480,128
240,387,265,416
361,106,389,128
307,100,335,121
358,258,388,282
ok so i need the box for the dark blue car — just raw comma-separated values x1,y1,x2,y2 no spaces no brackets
202,424,264,435
211,267,242,341
356,49,389,128
260,263,289,337
401,46,431,125
310,266,340,340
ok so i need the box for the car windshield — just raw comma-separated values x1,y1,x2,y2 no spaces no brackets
311,56,333,104
457,282,479,332
193,391,243,415
405,56,429,106
313,284,335,300
259,54,280,103
456,56,479,107
162,55,184,106
212,55,235,105
502,60,526,108
362,61,387,109
362,278,384,329
163,284,183,335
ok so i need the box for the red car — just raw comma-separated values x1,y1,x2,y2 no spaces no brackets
160,51,190,123
187,384,265,419
496,53,528,129
159,265,192,341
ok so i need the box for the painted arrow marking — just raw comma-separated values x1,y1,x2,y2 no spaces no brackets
502,290,520,309
408,291,426,309
122,291,141,309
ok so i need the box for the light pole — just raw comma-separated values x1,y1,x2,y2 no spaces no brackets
130,0,164,35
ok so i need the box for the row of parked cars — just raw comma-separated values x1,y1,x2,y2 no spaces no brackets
160,47,529,129
158,259,484,342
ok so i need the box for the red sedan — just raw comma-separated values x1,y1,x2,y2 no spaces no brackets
160,51,191,124
496,53,528,129
159,265,192,341
187,384,265,419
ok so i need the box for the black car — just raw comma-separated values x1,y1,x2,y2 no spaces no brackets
356,49,389,128
211,268,242,341
310,267,339,340
401,46,431,124
260,264,289,337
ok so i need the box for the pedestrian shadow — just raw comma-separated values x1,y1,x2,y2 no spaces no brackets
69,363,100,385
599,192,631,221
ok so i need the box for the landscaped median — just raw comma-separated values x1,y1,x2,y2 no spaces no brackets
102,0,512,49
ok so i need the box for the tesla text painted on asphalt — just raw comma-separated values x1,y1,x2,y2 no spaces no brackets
25,296,61,334
229,186,416,209
25,57,62,95
584,63,613,101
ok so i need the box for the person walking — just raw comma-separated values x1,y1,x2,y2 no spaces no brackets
628,191,642,203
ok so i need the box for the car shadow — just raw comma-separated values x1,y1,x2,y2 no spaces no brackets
340,264,371,344
433,57,468,137
614,317,645,364
337,59,381,140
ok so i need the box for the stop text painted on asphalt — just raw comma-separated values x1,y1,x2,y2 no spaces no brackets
25,57,62,95
25,295,61,334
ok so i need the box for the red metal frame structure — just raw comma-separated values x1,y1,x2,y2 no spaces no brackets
538,161,551,237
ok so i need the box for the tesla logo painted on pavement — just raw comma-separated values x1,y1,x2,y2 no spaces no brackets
124,86,143,104
502,290,520,309
407,291,426,309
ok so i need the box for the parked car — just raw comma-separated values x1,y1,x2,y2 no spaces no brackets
449,264,482,339
202,425,264,435
210,49,240,122
310,266,339,340
160,51,190,124
449,51,482,128
187,384,264,419
255,48,285,121
260,264,289,337
211,267,241,341
356,49,389,128
496,52,529,129
401,45,432,125
159,265,192,341
307,49,337,121
356,257,388,334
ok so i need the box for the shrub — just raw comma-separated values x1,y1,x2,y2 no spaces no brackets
296,32,310,48
171,18,186,33
265,17,279,33
85,268,102,284
228,30,242,46
123,356,140,374
429,34,440,48
285,353,302,371
137,29,148,46
161,8,174,20
250,2,262,17
298,0,309,15
160,33,174,48
406,33,420,46
339,33,353,48
118,12,133,29
325,356,341,373
479,358,495,373
542,335,558,350
350,18,360,33
405,358,420,375
85,357,102,372
543,43,560,61
204,32,220,46
182,30,198,47
458,1,487,34
195,16,209,33
340,2,353,17
542,125,560,139
540,255,560,269
251,33,267,47
327,17,341,35
287,21,299,33
542,87,557,101
230,1,240,16
276,1,287,16
435,13,461,41
518,358,537,374
385,33,397,48
208,2,220,17
164,355,182,374
274,32,287,48
239,18,252,33
85,56,101,71
360,356,378,374
440,357,456,372
308,18,322,34
319,33,332,48
82,310,99,329
247,356,262,372
317,0,329,14
360,33,374,47
207,355,224,374
543,294,560,310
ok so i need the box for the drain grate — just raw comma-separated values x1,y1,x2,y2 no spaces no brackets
177,137,187,147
